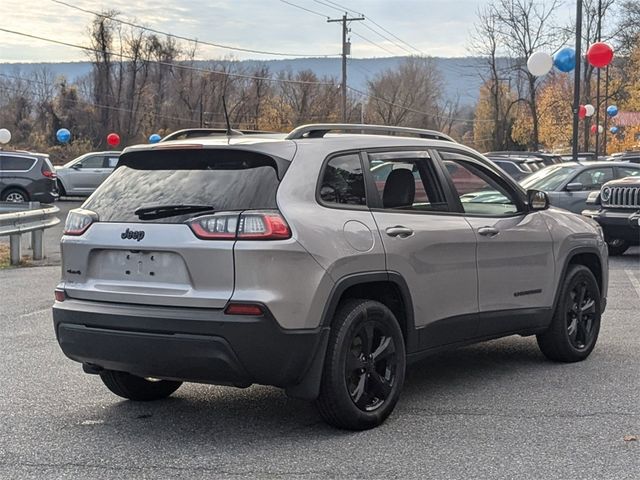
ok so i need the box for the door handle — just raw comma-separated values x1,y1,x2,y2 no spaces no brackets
477,226,499,237
385,226,414,238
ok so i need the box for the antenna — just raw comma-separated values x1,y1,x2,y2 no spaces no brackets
222,96,232,136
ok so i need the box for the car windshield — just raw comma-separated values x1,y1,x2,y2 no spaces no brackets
520,165,581,191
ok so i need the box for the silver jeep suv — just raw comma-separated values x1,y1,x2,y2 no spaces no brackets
53,124,608,430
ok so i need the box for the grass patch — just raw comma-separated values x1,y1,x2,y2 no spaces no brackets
0,244,10,269
0,244,32,269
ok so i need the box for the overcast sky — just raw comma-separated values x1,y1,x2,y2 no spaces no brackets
2,0,575,63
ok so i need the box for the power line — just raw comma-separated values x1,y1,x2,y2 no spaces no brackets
321,0,425,55
50,0,338,58
351,31,398,56
279,0,329,19
312,0,346,14
0,27,336,87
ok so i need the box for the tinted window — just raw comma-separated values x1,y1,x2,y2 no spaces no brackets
494,161,519,175
571,167,614,190
368,152,447,212
441,152,519,216
78,156,105,169
84,149,281,223
319,154,366,206
1,156,36,171
617,166,640,178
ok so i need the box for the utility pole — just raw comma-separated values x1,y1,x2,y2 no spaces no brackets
572,0,583,162
594,0,602,157
328,13,364,122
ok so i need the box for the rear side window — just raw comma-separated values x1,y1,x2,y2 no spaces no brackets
1,156,36,171
319,154,366,206
368,152,448,212
83,149,282,223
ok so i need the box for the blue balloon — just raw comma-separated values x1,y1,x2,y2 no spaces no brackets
606,105,618,117
148,133,161,144
610,126,619,134
56,128,71,144
553,47,576,72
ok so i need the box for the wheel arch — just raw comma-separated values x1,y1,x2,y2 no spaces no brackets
1,185,30,201
553,247,605,313
320,271,417,353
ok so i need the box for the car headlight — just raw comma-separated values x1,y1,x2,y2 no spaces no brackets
601,187,611,202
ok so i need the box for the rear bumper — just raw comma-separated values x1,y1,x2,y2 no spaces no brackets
582,208,640,243
52,299,327,389
32,190,58,203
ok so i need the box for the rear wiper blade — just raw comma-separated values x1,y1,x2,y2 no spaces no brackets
134,204,215,220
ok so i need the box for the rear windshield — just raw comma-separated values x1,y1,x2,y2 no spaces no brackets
83,149,283,223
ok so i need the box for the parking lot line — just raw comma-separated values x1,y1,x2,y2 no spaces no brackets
625,269,640,298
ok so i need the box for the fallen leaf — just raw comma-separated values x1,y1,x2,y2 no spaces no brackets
623,435,637,442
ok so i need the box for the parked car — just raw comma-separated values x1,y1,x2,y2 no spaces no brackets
0,150,58,203
56,151,121,197
485,151,563,166
53,124,608,431
607,151,640,164
520,161,640,213
486,157,533,181
582,176,640,255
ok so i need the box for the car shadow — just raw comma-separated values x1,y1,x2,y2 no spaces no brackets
87,336,548,441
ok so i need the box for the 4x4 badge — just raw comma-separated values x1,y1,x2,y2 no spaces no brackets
121,228,145,241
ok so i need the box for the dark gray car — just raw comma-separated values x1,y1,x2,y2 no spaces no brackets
56,151,121,197
0,150,58,203
520,161,640,213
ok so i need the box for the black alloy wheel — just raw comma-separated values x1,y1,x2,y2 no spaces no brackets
537,264,601,362
316,299,406,430
346,320,398,412
565,279,597,350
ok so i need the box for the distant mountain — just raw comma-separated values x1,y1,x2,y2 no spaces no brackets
0,57,488,105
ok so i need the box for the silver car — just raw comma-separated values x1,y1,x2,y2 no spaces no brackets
52,124,608,430
56,151,121,197
520,161,640,213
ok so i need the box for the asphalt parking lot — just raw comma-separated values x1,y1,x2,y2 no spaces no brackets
0,229,638,478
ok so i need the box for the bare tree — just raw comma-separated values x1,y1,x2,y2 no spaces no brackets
493,0,562,150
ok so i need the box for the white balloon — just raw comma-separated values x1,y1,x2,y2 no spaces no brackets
527,52,553,76
585,104,595,117
0,128,10,145
598,125,604,134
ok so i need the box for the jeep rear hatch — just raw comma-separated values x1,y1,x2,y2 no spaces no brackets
61,148,286,308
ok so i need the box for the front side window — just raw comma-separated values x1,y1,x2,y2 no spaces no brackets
319,154,366,206
618,166,640,177
78,156,105,169
441,151,519,216
571,167,614,191
367,152,448,212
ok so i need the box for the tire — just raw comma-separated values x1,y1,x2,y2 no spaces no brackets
1,188,29,203
99,370,182,401
537,265,601,362
606,239,629,256
56,180,67,197
316,299,406,430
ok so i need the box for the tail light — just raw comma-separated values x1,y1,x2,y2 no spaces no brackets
42,164,56,179
54,289,67,302
64,209,97,236
188,210,291,240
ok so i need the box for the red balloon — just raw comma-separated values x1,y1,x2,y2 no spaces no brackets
590,125,597,134
578,105,587,119
586,42,614,68
106,133,120,147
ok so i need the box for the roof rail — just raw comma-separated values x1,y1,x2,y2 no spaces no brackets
160,128,276,142
285,123,455,142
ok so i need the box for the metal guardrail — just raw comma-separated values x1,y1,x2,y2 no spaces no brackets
0,202,60,265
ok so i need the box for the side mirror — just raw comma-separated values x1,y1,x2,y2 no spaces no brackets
586,190,601,205
71,163,82,170
565,182,583,192
528,189,549,211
